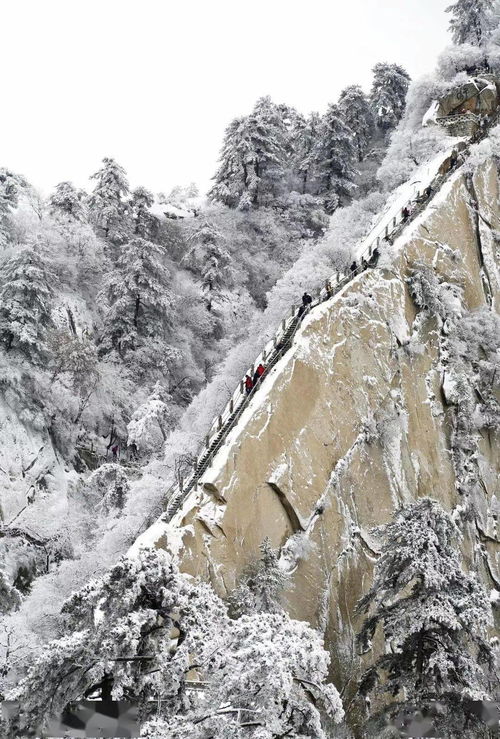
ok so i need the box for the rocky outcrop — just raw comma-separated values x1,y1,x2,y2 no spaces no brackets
437,75,499,118
141,159,499,714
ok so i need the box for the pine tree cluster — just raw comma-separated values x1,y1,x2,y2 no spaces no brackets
210,63,410,214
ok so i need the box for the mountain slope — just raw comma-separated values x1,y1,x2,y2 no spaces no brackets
134,152,500,704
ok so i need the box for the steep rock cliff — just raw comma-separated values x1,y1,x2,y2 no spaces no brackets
137,158,499,702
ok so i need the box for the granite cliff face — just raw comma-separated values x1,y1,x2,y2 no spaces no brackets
140,157,499,702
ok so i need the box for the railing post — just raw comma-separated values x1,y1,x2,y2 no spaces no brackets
205,435,210,448
217,415,222,430
240,379,244,394
193,459,198,474
229,399,234,414
336,271,340,284
179,476,184,492
393,217,397,229
385,224,389,238
281,319,286,331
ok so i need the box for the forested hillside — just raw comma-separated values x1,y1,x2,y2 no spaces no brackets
0,60,411,639
1,1,499,737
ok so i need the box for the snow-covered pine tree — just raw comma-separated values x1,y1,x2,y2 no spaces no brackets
229,537,289,616
446,0,494,46
243,95,288,207
338,85,375,162
0,246,55,361
49,181,87,220
127,381,176,456
4,547,344,739
2,548,221,737
357,498,493,736
183,220,231,311
314,103,356,213
130,186,158,238
370,63,411,133
208,117,247,208
0,168,25,246
278,103,306,164
99,236,176,361
142,612,345,738
87,157,130,241
209,96,287,209
293,111,322,194
92,464,130,513
49,331,99,394
448,308,500,433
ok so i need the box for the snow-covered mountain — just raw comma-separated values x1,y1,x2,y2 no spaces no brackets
1,3,500,735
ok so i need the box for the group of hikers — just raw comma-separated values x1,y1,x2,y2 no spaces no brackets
401,148,461,223
239,162,450,406
401,184,434,222
240,147,467,411
245,362,266,394
243,245,388,397
241,249,383,399
108,441,138,462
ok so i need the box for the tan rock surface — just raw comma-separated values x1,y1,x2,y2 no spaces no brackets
151,160,499,704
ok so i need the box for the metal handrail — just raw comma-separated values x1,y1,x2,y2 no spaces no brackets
162,114,498,522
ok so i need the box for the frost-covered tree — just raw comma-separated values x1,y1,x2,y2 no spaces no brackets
293,111,322,193
183,220,231,311
4,547,343,739
376,126,448,191
49,331,99,393
338,85,375,162
210,96,287,209
2,548,216,736
49,181,86,220
229,537,289,617
127,382,176,456
239,94,288,207
357,498,493,735
130,186,158,238
314,103,356,212
85,463,131,514
448,308,500,432
209,116,251,208
0,247,55,360
446,0,494,46
441,307,500,501
100,237,176,359
407,264,462,320
0,168,25,246
142,612,345,738
0,571,22,615
370,63,411,133
87,157,130,240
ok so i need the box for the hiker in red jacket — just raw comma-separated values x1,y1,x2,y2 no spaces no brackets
253,363,266,385
245,375,253,395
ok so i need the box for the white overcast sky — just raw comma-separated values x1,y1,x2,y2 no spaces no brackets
1,0,452,196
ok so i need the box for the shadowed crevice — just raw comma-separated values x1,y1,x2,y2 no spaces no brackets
267,482,304,533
